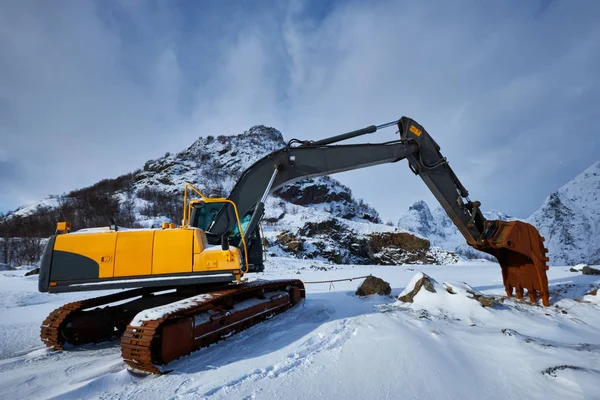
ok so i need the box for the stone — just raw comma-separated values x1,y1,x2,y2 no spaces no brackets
469,292,495,307
398,274,436,303
355,276,391,296
276,231,304,253
25,268,40,276
582,266,600,275
285,241,303,252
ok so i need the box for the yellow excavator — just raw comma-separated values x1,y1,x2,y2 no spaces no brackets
38,117,550,373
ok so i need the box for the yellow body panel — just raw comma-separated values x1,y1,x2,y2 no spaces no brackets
53,227,242,281
152,229,195,275
114,231,155,277
194,247,241,272
54,232,117,278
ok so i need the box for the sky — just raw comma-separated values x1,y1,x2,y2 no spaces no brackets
0,0,598,222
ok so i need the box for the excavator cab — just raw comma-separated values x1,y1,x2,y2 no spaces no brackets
190,202,265,273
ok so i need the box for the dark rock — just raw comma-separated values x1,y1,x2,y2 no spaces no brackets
542,365,585,377
398,274,436,303
276,180,352,206
582,266,600,275
361,232,434,265
298,219,345,237
470,292,495,307
355,276,391,296
368,232,430,253
25,268,40,276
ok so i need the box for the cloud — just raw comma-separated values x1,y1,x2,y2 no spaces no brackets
0,0,598,221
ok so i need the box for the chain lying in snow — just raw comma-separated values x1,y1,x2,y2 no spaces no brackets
303,275,372,290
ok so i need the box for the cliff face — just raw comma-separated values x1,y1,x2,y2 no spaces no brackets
527,161,600,265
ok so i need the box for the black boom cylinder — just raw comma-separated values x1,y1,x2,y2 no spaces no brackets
310,125,378,146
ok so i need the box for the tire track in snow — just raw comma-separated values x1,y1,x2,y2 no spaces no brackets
501,328,600,353
184,318,356,399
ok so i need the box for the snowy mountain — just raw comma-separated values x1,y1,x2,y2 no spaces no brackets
397,200,513,260
397,161,600,265
528,161,600,265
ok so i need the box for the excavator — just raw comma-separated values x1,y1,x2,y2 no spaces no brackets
38,117,550,374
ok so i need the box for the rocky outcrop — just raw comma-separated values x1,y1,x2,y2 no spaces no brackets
272,218,455,265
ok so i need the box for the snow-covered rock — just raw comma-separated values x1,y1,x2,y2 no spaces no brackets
396,272,495,311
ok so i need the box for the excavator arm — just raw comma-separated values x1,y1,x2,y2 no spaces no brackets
197,116,550,305
397,117,549,306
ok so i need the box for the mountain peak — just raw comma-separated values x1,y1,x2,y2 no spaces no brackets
527,160,600,265
397,200,437,239
243,125,284,143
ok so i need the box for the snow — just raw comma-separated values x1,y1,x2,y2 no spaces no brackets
0,260,599,399
7,198,60,219
130,293,217,327
584,291,600,305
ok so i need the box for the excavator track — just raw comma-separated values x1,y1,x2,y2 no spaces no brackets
121,279,305,374
40,287,176,350
41,287,158,350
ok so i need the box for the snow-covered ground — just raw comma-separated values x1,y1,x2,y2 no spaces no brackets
0,260,599,400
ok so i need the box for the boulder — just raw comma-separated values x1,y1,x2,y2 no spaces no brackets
582,266,600,275
25,268,40,276
355,276,391,296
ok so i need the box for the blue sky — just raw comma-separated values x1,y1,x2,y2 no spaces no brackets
0,0,598,221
